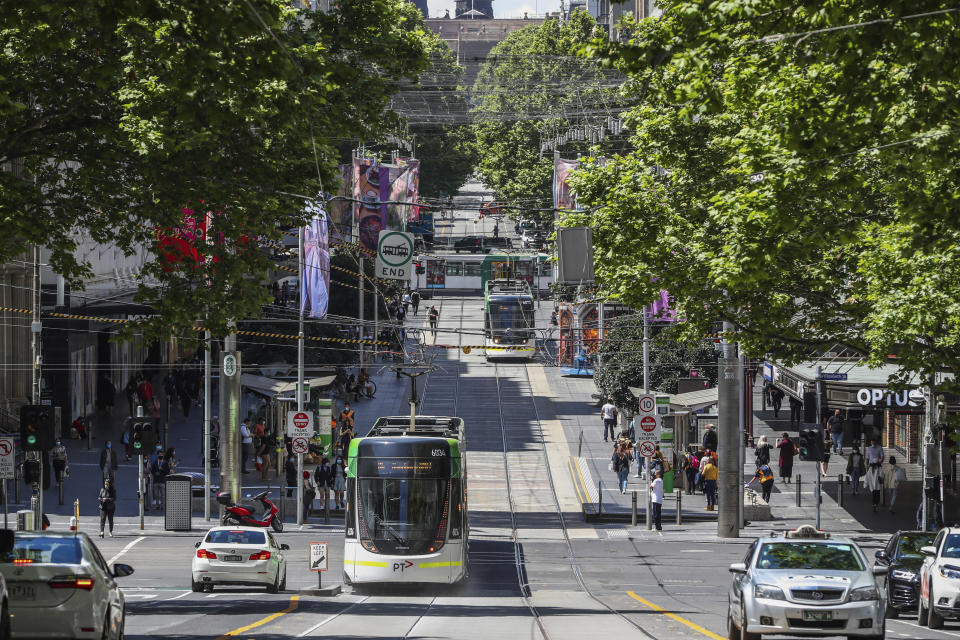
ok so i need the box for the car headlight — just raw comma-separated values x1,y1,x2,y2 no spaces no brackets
848,586,879,602
939,566,960,580
754,584,786,600
891,569,918,581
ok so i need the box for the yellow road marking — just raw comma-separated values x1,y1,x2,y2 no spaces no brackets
571,458,595,514
215,596,299,640
344,559,390,567
568,459,586,505
626,591,725,640
418,561,463,568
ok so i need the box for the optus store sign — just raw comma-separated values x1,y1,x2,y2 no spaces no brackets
856,388,923,408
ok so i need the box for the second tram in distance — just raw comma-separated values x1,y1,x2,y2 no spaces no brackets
343,416,468,585
484,278,536,360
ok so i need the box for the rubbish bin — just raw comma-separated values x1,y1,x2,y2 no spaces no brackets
164,473,193,531
663,470,674,494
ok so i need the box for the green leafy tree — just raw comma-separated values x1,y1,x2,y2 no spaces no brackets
569,2,960,396
1,1,429,339
594,317,719,409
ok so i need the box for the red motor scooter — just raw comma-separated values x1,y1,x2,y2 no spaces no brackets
217,491,283,532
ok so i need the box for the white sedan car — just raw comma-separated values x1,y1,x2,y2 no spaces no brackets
0,531,133,639
918,525,960,629
192,527,288,593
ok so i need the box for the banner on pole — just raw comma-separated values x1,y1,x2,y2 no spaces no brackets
300,201,329,319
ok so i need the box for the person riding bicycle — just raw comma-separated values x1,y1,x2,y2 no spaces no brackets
357,368,375,398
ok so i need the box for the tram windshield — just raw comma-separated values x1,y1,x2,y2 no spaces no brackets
358,477,448,555
488,297,535,332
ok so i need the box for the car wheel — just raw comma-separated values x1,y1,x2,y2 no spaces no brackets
267,572,279,594
191,578,203,592
271,518,283,533
918,589,929,625
740,608,759,640
0,600,10,640
100,613,111,640
726,608,738,640
280,568,287,591
884,603,899,619
205,584,214,593
928,583,944,629
116,613,125,640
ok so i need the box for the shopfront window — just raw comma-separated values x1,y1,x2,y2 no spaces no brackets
894,414,909,455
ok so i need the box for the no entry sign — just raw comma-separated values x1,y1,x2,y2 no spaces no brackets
287,410,315,438
634,393,661,443
639,416,657,432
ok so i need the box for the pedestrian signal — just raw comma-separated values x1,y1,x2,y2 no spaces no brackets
129,419,157,454
798,426,824,462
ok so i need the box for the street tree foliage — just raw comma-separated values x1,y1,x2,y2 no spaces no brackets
473,12,626,225
594,316,718,410
0,1,429,339
567,1,960,390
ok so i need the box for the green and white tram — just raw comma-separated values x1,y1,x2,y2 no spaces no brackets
484,279,536,360
343,416,468,585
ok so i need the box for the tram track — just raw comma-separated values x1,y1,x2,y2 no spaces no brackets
493,362,660,640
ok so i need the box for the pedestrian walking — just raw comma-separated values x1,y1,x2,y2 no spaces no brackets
702,424,718,452
612,443,631,494
827,409,844,454
600,398,618,442
97,374,115,414
754,435,772,467
178,378,192,420
746,463,775,503
152,448,172,509
240,418,253,474
769,386,784,418
51,439,68,486
428,305,439,330
301,471,317,521
683,449,698,494
257,429,274,481
788,396,802,427
864,458,883,512
138,377,157,417
846,449,865,494
411,290,421,315
332,455,347,508
314,458,332,510
820,431,832,477
396,304,406,325
702,456,718,511
98,478,117,538
650,471,664,533
163,369,178,403
776,432,796,483
99,441,118,481
285,455,297,498
124,376,139,416
402,291,411,314
865,438,884,466
883,456,906,514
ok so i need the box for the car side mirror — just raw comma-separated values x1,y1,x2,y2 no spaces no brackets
921,545,937,557
112,563,135,578
872,565,889,576
281,544,290,551
195,541,202,548
728,562,747,574
874,550,888,562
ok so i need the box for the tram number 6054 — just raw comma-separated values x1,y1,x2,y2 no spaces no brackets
431,449,445,456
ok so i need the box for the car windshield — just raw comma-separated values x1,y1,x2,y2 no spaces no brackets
897,533,935,559
756,542,864,571
2,536,83,565
206,530,266,545
358,478,448,555
942,533,960,559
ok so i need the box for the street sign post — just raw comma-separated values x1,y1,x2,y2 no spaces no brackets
0,437,14,529
309,541,328,588
287,410,314,438
291,438,309,455
375,231,414,280
820,372,848,381
634,393,661,450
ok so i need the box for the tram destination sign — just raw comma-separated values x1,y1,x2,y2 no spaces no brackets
376,231,414,280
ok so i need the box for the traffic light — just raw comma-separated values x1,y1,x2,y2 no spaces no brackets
22,459,40,484
415,261,425,275
19,405,52,451
128,418,158,454
798,426,824,462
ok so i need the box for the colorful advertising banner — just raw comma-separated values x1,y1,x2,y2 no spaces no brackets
553,157,579,213
389,158,420,224
353,158,388,252
301,201,330,318
329,164,352,244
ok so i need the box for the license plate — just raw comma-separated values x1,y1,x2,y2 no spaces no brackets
10,584,36,601
802,610,833,622
223,555,243,562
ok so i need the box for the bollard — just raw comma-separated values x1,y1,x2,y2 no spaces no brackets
598,480,603,515
837,474,843,508
631,491,637,526
795,474,801,507
86,417,93,451
325,488,330,524
58,479,64,506
578,430,584,457
73,499,80,531
675,489,682,525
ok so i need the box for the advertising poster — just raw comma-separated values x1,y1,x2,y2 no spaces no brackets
425,259,445,289
392,158,420,224
301,201,330,318
353,158,389,252
328,164,352,244
553,157,579,213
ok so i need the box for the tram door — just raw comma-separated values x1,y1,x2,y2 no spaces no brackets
491,261,513,280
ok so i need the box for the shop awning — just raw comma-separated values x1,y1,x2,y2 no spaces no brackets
630,386,718,412
241,373,336,398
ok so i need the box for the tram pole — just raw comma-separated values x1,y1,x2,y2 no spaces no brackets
297,225,305,527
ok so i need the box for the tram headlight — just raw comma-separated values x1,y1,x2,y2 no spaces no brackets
360,539,378,553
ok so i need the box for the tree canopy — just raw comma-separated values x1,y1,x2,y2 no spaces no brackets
1,0,430,339
567,2,960,389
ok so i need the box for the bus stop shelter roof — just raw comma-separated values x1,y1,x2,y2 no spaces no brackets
629,386,718,412
241,373,336,399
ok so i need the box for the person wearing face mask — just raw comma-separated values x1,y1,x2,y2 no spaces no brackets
99,441,118,481
51,438,68,487
148,444,164,509
285,455,298,498
98,478,117,538
333,455,347,509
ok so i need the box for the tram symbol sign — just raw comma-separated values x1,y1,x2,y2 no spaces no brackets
287,410,314,437
291,437,309,455
638,441,657,458
0,437,14,479
376,231,414,280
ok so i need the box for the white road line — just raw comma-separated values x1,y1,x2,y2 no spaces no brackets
891,619,960,639
295,596,369,637
167,591,192,601
108,536,145,564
